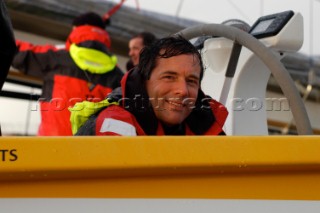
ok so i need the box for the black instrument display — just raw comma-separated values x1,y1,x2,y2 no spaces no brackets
249,10,294,39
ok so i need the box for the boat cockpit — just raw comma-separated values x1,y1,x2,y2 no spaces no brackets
1,10,320,211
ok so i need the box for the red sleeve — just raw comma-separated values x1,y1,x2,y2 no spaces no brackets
16,40,59,52
95,105,145,136
12,40,65,77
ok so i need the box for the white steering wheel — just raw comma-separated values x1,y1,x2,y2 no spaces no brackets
177,24,312,135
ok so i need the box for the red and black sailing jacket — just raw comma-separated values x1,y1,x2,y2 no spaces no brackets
12,25,124,136
76,69,228,136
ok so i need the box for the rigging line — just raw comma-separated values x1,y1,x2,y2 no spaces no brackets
227,0,252,23
103,0,139,20
309,0,314,57
260,0,264,17
103,0,126,20
176,0,185,17
135,0,140,11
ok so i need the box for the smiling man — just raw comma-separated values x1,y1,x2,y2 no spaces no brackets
75,36,228,136
145,53,200,128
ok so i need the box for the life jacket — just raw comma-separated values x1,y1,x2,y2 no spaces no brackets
67,25,117,75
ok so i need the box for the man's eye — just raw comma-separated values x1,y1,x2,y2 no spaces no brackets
163,75,174,80
187,79,199,85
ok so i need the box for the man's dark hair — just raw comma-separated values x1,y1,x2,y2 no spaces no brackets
132,32,157,46
72,12,106,29
137,36,204,81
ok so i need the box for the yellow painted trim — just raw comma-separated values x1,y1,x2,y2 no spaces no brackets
1,136,320,199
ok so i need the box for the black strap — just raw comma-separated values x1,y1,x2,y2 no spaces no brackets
225,42,242,78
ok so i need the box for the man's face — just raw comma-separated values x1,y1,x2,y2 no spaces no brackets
128,37,144,66
145,54,201,126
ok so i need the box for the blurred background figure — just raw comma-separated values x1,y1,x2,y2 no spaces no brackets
0,0,17,91
11,12,124,136
0,1,17,136
127,31,157,71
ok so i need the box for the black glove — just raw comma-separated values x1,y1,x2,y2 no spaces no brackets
106,87,122,102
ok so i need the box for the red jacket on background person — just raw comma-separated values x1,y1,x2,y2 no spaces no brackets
12,24,124,136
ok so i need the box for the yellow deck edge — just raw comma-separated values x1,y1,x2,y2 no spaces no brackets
1,136,320,199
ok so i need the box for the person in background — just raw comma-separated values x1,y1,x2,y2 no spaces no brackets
12,12,124,136
73,36,228,136
0,0,16,91
0,1,17,136
126,31,157,71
